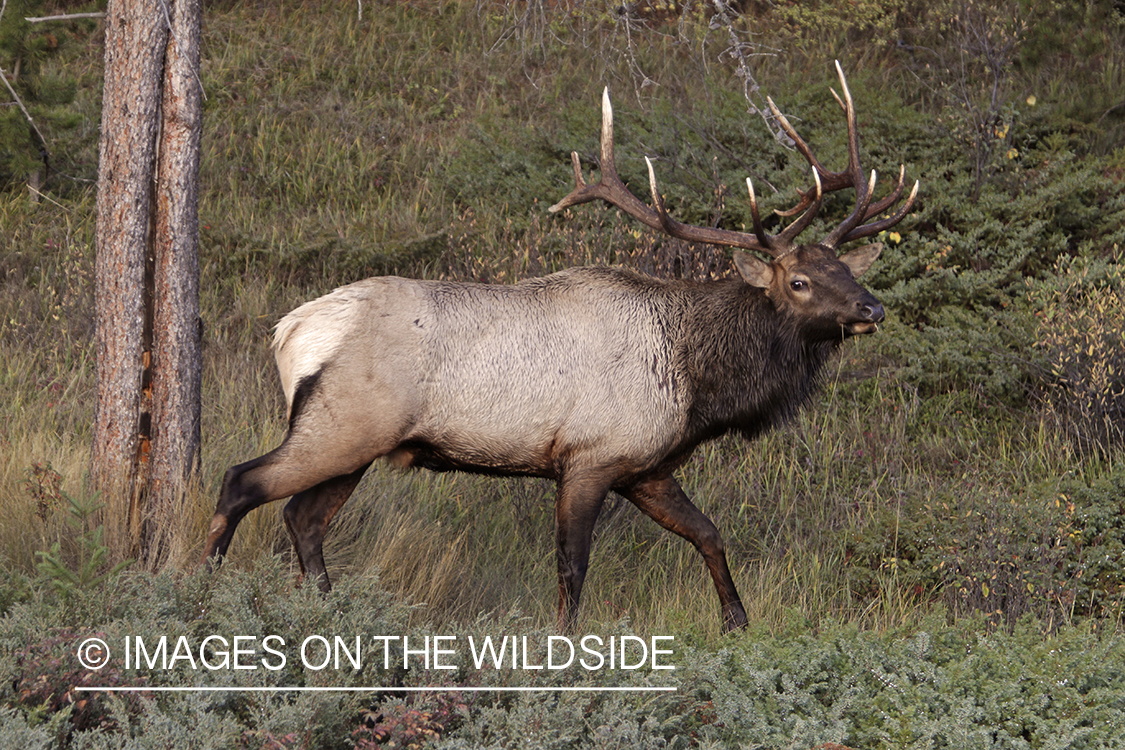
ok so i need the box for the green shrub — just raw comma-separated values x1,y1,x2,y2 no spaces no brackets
846,463,1125,627
870,131,1125,403
29,467,132,601
665,619,1125,749
1049,469,1125,621
0,0,92,193
426,618,1125,749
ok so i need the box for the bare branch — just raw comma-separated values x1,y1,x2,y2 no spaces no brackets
0,66,50,157
708,0,786,145
25,11,106,22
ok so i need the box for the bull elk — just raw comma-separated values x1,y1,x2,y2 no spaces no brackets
203,62,917,632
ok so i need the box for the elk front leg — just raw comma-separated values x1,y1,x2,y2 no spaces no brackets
554,472,612,633
621,475,747,632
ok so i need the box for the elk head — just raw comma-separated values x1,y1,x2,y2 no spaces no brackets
549,61,918,341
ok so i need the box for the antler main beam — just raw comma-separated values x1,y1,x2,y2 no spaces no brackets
550,62,919,256
548,89,805,256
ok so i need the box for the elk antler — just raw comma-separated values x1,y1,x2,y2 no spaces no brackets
549,61,919,256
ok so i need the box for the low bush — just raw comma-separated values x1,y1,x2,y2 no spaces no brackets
1034,251,1125,457
0,557,416,747
667,618,1125,749
846,463,1125,628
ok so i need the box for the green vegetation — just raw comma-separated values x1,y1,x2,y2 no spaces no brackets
1,0,1124,746
0,0,98,193
4,561,1125,748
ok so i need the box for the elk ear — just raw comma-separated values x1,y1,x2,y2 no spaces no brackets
733,251,774,289
837,243,883,278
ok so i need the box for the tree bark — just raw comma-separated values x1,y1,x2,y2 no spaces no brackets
93,0,203,568
148,0,204,569
146,0,203,568
92,0,167,513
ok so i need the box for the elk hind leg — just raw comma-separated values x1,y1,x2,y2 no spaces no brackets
203,452,287,565
282,462,372,592
621,475,747,632
202,433,382,567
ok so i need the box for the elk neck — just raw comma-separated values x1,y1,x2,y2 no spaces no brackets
680,277,841,442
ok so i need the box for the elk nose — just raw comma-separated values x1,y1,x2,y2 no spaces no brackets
858,300,885,323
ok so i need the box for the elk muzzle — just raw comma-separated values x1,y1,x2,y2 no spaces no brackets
842,297,885,336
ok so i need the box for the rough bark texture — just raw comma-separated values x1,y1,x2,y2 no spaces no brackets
94,0,203,568
147,0,203,569
92,0,167,509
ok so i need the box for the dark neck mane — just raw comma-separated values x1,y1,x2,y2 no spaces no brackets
681,281,841,443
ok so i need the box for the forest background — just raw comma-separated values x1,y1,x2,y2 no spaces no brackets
1,0,1125,746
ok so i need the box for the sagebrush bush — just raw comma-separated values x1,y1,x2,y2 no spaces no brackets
0,558,416,746
664,619,1125,749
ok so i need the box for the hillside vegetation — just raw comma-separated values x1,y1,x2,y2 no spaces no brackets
1,0,1124,746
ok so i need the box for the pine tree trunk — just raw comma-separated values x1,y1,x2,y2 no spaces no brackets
148,0,204,569
92,0,167,529
93,0,203,568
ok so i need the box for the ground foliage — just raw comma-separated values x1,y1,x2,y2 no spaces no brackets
2,561,1125,748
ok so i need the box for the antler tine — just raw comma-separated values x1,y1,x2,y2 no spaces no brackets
767,92,855,220
775,167,824,246
745,177,772,249
829,87,846,112
766,95,833,184
600,86,615,174
821,61,875,248
550,88,781,255
549,89,656,223
782,164,907,221
823,61,909,249
837,60,862,191
821,61,919,247
862,164,906,218
838,179,919,244
644,157,796,256
566,151,586,190
645,156,678,236
745,171,816,255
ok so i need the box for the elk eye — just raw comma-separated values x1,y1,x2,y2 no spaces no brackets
790,279,808,292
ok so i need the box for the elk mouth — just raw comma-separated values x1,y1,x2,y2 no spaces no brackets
840,299,884,337
843,320,880,337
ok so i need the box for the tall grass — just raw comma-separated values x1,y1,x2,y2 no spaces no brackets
1,0,1122,638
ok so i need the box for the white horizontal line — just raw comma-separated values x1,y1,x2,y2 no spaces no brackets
76,685,676,693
